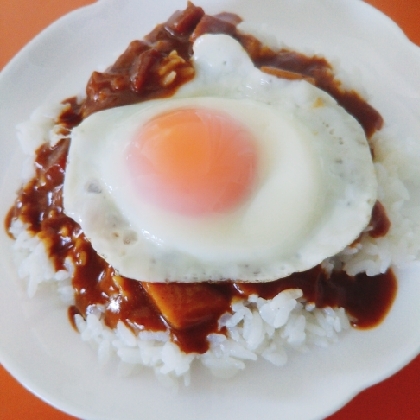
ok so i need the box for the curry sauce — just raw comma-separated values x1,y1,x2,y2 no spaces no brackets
5,2,396,354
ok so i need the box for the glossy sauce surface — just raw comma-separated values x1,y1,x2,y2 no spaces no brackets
5,3,395,354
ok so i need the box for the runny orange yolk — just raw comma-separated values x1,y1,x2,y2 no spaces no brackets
126,107,258,216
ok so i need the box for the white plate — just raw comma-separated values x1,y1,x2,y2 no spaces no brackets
1,1,420,419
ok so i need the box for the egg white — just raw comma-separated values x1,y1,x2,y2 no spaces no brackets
63,34,377,282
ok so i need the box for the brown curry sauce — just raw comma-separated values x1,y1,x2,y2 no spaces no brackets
5,2,396,354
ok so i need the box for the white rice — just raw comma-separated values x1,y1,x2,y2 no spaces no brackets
8,82,420,386
10,213,351,386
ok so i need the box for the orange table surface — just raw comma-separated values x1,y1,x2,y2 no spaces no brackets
1,1,420,419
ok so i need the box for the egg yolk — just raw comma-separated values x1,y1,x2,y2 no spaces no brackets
126,108,257,215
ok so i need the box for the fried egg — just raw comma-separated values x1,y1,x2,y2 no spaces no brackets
63,34,377,282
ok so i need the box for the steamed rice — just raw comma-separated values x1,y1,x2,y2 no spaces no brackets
10,209,351,386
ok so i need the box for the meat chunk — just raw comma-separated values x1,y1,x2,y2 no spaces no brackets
142,282,231,329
